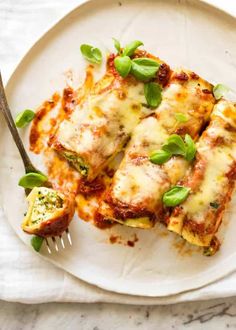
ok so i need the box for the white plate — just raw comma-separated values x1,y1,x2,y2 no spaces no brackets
1,0,236,297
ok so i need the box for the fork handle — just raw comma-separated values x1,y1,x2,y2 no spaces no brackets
0,72,36,173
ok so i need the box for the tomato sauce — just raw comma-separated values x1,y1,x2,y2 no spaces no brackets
29,66,116,232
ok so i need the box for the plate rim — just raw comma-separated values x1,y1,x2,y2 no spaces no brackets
4,0,236,87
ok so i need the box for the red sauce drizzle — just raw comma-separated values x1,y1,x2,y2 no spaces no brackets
30,93,60,153
127,233,139,247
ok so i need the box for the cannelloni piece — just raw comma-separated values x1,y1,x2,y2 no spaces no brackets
167,100,236,251
98,70,215,228
22,187,75,237
51,54,166,181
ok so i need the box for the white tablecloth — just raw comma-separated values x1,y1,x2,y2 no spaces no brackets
1,0,236,304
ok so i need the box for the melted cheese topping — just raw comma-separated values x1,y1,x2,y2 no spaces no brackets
213,99,236,128
182,101,236,222
183,146,233,221
156,72,214,135
105,71,215,217
112,116,169,208
168,100,236,246
163,157,189,185
54,81,149,180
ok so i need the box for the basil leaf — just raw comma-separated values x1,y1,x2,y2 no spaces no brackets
163,186,190,207
18,172,48,189
149,150,172,165
15,109,35,128
185,134,196,161
131,58,159,82
31,236,44,252
144,82,162,108
113,38,121,53
213,84,230,100
80,44,102,64
174,112,188,123
163,143,185,156
163,134,186,156
114,56,131,78
167,135,186,149
123,40,143,57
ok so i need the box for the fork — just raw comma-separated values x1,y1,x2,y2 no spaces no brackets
0,72,72,253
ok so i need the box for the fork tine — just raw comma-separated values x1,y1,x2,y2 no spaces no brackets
66,228,72,245
45,238,52,254
59,235,65,249
52,236,59,252
45,229,72,254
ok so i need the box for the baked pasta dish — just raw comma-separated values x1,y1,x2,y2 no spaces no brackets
18,39,236,255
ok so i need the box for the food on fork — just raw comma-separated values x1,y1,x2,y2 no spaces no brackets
0,70,76,253
22,187,75,237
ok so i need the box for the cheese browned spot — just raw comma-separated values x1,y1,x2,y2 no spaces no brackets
98,69,215,227
167,100,236,248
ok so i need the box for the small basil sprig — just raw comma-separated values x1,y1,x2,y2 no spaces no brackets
31,235,44,252
80,44,102,64
213,84,230,100
112,38,143,56
113,39,144,78
185,134,197,161
112,39,160,82
15,109,35,128
163,134,186,156
150,150,171,165
150,134,196,165
18,172,48,189
123,40,144,57
112,38,121,53
131,58,159,82
163,186,190,207
144,82,162,108
165,134,196,160
114,56,132,78
174,112,188,123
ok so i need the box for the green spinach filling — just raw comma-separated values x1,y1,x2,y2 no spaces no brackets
63,152,88,176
